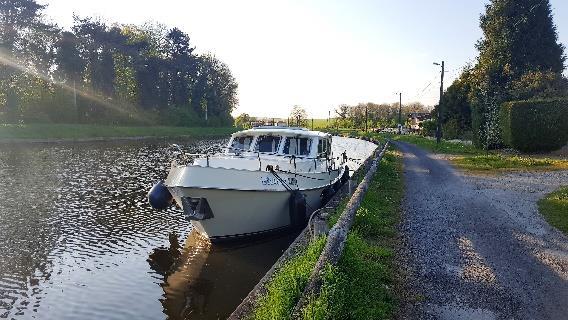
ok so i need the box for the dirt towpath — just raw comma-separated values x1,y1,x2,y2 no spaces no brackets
395,141,568,320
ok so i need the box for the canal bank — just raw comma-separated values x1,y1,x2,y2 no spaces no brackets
0,123,236,143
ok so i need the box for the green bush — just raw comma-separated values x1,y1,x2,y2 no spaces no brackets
442,118,460,139
500,99,568,152
420,119,437,136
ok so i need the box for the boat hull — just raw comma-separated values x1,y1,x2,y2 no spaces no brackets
168,186,327,241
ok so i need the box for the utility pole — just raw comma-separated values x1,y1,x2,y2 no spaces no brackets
398,93,402,134
364,105,368,132
311,118,314,130
73,79,77,110
205,103,208,122
434,61,445,144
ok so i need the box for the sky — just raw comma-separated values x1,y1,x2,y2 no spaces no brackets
41,0,568,118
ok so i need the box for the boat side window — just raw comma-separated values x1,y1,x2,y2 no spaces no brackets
254,135,282,153
317,139,325,157
283,137,311,156
317,138,331,157
230,135,254,151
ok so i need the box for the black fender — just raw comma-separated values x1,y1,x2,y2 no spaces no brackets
320,187,334,207
341,165,350,184
148,180,173,210
289,191,307,229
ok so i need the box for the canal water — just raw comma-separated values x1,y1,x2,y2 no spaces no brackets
0,136,376,320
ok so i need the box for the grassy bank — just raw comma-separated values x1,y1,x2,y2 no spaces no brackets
390,134,480,155
390,134,568,172
251,237,327,319
300,150,403,319
539,187,568,235
0,123,236,140
452,155,568,172
250,146,403,320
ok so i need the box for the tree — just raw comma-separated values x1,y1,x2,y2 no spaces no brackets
436,69,473,138
0,4,239,126
234,113,252,129
0,0,47,119
470,0,566,148
165,28,195,107
55,31,84,82
191,54,238,124
290,105,308,127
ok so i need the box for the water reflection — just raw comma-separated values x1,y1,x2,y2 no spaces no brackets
160,230,296,319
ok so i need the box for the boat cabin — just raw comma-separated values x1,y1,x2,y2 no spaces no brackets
227,127,332,159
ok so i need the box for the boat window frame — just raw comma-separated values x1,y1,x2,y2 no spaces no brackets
282,135,313,158
228,134,256,152
252,134,283,154
317,137,332,158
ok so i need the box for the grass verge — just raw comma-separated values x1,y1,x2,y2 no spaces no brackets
539,186,568,235
389,134,480,155
300,149,403,319
452,155,568,172
0,123,236,140
250,236,327,320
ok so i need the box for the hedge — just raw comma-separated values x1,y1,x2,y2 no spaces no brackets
500,98,568,152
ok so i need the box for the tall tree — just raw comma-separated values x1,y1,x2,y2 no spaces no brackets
0,0,46,118
55,31,85,82
437,69,473,138
289,105,308,127
470,0,566,148
165,28,195,107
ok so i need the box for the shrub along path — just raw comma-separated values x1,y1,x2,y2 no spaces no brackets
395,141,568,320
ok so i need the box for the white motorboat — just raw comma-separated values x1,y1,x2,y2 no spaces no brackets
148,127,350,241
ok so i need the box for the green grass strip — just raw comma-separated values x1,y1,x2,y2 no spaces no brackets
452,155,568,172
250,236,327,320
539,186,568,235
300,149,404,319
389,134,480,155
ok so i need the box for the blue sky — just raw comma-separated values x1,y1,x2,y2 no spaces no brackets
42,0,568,118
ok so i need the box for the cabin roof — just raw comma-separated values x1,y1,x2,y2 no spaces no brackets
233,126,331,138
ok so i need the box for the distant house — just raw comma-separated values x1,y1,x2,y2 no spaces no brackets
407,112,432,131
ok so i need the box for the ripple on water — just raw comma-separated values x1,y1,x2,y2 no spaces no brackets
0,139,223,319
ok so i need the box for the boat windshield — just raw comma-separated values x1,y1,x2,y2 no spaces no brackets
230,135,254,151
254,135,281,153
283,137,312,156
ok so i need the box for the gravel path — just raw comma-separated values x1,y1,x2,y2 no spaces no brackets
395,141,568,320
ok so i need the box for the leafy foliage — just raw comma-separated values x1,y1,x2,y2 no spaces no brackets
500,98,568,152
289,105,308,127
0,1,238,126
467,0,567,149
234,113,253,129
436,69,473,139
333,102,429,130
